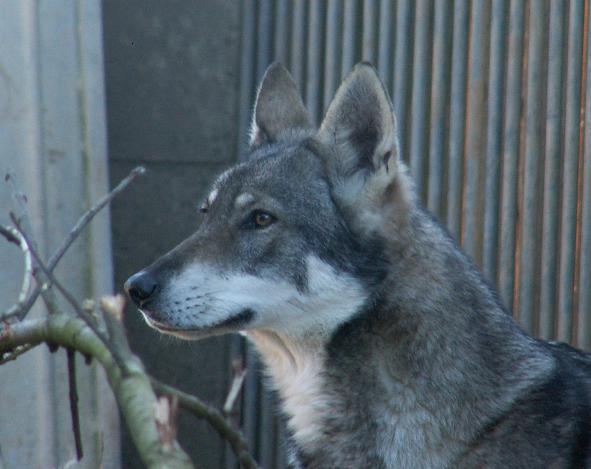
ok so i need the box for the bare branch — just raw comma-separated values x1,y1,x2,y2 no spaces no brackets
0,167,259,468
151,378,259,469
5,170,30,224
154,395,180,450
0,225,33,317
1,166,146,321
4,170,62,318
67,348,83,460
0,342,36,365
0,314,194,469
101,295,125,322
46,166,146,272
0,225,20,245
9,214,130,374
224,357,246,418
100,295,136,370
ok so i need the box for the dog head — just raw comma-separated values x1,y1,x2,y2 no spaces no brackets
125,63,411,340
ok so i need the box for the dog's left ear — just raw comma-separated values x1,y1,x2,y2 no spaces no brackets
250,63,314,147
317,63,400,205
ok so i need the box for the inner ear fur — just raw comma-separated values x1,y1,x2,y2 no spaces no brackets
250,63,314,147
317,63,400,179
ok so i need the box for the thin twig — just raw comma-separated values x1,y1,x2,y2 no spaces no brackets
9,214,130,374
223,357,247,417
151,378,259,469
0,225,32,316
4,170,61,317
153,395,179,450
44,165,146,274
5,170,29,222
0,225,20,245
0,343,36,364
100,295,134,367
1,166,146,321
0,314,194,468
67,348,83,460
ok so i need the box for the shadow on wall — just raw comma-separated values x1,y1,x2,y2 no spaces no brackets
103,0,244,468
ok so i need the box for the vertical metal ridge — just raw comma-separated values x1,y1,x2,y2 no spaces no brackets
224,340,245,469
290,1,306,89
256,0,273,80
306,1,324,125
573,0,590,348
324,0,342,113
462,0,490,262
446,0,469,238
362,0,377,62
377,0,393,86
259,387,275,468
237,0,256,157
273,0,289,64
275,419,288,469
392,0,413,162
518,1,547,335
342,0,358,77
578,0,591,351
539,0,567,340
427,0,451,218
481,0,506,283
498,0,525,308
511,0,530,320
558,0,585,342
243,347,261,460
408,0,433,198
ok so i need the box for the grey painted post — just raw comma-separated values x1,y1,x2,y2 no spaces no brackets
0,1,119,468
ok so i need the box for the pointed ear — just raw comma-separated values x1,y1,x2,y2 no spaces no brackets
317,63,400,188
250,63,314,147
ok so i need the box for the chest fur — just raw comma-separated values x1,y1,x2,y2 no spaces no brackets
247,331,329,449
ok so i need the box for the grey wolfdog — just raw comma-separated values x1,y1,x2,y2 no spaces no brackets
126,63,591,468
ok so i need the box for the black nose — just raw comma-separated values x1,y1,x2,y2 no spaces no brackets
124,271,158,306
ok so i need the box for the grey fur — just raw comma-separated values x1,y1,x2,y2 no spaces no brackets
126,63,591,468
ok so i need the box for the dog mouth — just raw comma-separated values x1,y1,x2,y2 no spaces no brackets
140,310,184,332
139,308,256,335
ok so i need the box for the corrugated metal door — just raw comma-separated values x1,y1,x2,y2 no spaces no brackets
233,1,591,467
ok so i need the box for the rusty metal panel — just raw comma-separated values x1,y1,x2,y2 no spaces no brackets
427,0,452,219
446,0,469,240
517,0,546,335
540,0,567,341
482,0,506,283
462,0,490,264
559,0,585,343
407,0,433,198
579,4,591,351
235,1,591,465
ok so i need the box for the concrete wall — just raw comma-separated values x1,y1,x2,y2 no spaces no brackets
102,1,243,467
0,1,118,468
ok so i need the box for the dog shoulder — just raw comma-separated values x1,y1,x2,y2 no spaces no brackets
460,341,591,467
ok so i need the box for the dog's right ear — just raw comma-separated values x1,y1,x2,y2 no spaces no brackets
316,63,410,231
249,63,314,148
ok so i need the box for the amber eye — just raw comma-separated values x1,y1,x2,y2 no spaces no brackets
253,210,274,228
